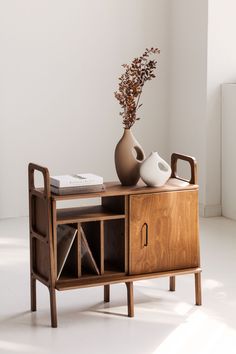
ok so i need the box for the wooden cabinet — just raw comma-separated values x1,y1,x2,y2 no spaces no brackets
28,153,202,328
129,190,200,275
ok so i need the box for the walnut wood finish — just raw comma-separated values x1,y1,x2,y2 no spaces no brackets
31,278,37,312
102,195,125,214
81,222,101,275
49,288,57,328
28,153,201,327
195,272,202,305
77,225,82,277
171,153,197,184
103,283,134,317
129,190,200,274
104,219,125,273
29,163,57,327
55,268,201,290
104,285,110,302
100,221,105,275
126,282,134,317
169,276,176,292
56,205,125,224
51,178,198,201
170,153,197,289
102,195,129,273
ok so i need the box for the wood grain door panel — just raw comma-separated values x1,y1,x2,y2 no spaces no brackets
129,191,200,275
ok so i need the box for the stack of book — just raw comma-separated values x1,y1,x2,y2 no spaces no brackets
50,173,105,195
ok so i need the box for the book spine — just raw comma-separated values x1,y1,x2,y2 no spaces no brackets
51,179,104,188
51,185,105,195
50,178,60,188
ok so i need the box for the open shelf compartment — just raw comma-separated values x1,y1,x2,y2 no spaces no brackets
55,195,127,282
56,205,125,224
104,219,125,273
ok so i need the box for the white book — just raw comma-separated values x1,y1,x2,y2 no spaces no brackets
50,173,103,188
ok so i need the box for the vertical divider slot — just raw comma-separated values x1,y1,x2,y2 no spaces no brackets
80,222,100,276
56,223,78,280
100,221,104,275
77,223,82,277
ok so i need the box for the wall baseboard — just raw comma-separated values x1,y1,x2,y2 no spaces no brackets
199,203,222,217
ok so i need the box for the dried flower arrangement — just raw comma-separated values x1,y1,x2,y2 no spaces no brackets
114,47,160,129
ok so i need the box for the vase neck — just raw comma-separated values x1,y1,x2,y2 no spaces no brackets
123,128,133,137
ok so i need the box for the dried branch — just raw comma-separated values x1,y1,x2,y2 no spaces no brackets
114,47,160,129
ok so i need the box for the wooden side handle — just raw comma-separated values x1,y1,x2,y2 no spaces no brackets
171,153,197,185
28,163,51,198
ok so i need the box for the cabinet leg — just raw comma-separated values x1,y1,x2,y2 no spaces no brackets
195,272,202,306
169,276,176,291
104,285,110,302
49,288,58,328
126,282,134,318
30,276,37,311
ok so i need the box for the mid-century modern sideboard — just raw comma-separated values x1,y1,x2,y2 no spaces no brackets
28,153,202,328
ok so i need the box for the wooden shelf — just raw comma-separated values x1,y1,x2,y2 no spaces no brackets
56,205,125,224
56,267,201,291
56,270,126,284
51,179,198,201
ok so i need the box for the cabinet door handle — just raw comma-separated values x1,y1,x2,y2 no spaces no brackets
142,223,149,247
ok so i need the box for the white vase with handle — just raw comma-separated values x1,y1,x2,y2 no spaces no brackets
140,152,171,187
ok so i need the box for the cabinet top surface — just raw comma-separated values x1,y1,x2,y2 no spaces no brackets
50,178,198,201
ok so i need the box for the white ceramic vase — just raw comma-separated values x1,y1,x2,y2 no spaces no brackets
140,152,171,187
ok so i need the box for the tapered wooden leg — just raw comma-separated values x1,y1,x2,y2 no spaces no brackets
195,272,202,305
169,276,176,291
126,282,134,317
30,276,37,311
49,288,58,328
104,285,110,302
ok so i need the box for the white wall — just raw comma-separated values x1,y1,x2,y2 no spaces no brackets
206,0,236,216
0,0,170,218
168,0,208,207
221,84,236,220
169,0,236,217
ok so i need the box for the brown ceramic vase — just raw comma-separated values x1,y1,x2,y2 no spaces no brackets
115,128,145,186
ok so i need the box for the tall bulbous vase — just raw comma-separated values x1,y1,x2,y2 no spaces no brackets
115,129,145,186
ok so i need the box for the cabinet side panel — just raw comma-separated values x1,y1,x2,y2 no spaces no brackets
31,195,50,280
33,239,50,280
32,196,47,237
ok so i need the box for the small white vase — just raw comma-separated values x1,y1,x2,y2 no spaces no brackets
140,152,171,187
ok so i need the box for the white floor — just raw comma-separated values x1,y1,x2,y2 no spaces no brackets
0,217,236,354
